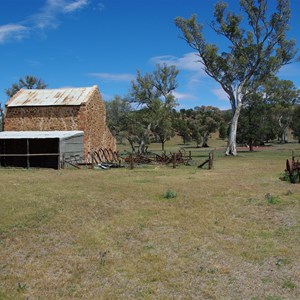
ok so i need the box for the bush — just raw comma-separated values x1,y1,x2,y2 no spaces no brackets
163,190,177,199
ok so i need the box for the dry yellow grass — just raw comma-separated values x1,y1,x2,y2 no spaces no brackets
0,143,300,299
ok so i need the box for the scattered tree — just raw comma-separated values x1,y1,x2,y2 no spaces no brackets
175,0,299,155
105,96,132,143
263,77,300,143
172,109,195,144
130,63,179,151
290,105,300,143
237,94,269,150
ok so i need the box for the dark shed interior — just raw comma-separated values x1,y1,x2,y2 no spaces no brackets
0,138,59,168
0,131,84,169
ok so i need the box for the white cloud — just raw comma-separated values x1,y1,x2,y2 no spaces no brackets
0,0,90,42
151,53,234,109
173,91,197,101
151,52,205,75
64,0,89,13
212,87,228,101
89,72,135,82
0,24,29,43
151,52,209,91
30,0,90,29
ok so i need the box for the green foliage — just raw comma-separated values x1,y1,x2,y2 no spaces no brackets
237,95,271,148
264,77,300,143
175,0,299,155
172,106,223,147
264,193,280,205
105,96,132,144
6,75,47,98
237,77,299,147
275,258,290,267
290,105,300,142
218,122,227,139
172,114,192,144
289,172,300,184
17,283,28,292
279,172,290,182
279,171,299,184
162,190,177,199
192,106,221,147
130,64,179,151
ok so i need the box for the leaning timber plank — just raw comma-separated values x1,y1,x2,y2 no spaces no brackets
198,159,209,168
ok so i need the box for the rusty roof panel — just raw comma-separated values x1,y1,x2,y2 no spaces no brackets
6,86,97,107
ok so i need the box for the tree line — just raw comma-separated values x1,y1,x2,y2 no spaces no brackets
105,63,300,153
2,66,300,153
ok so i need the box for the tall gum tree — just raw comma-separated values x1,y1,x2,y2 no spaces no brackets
175,0,299,155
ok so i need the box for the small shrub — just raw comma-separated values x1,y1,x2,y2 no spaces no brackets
275,258,290,267
289,172,300,184
279,172,290,182
280,171,300,184
163,190,177,199
265,193,280,205
17,283,27,292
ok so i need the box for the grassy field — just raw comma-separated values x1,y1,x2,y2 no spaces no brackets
0,139,300,299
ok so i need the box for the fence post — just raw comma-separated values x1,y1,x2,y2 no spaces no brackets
172,153,176,169
61,153,65,169
130,154,134,170
208,151,213,170
91,150,95,169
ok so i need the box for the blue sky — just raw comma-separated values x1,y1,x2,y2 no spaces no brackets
0,0,300,111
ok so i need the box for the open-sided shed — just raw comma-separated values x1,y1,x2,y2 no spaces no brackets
0,131,84,169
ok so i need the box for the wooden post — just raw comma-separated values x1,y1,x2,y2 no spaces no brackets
172,153,176,169
91,150,95,169
208,151,213,170
26,139,30,169
130,154,134,170
61,154,65,169
292,150,294,163
58,153,61,170
189,151,192,160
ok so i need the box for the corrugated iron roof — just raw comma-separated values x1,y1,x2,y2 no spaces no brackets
6,86,98,107
0,131,84,140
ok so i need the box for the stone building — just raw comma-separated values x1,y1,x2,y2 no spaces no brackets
4,85,116,157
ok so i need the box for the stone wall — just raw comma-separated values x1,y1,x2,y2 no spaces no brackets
4,106,81,131
78,88,116,155
4,88,116,157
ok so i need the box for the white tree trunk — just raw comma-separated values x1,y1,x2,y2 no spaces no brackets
225,101,242,156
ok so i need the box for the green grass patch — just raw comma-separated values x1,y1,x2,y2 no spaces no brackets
0,142,300,299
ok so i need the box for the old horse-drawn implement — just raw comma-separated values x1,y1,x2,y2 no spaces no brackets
286,151,300,183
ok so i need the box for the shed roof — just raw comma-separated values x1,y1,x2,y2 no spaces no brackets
0,131,84,140
6,86,98,107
